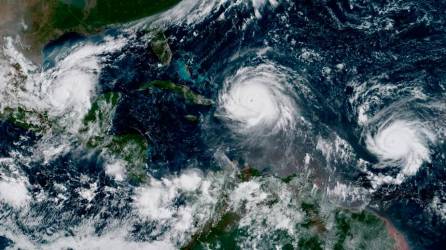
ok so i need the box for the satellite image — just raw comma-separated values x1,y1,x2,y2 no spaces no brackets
0,0,445,249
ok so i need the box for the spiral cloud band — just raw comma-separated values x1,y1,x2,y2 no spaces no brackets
218,64,297,135
365,118,436,184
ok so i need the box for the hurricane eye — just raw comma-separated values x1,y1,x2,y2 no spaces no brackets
218,64,297,135
365,119,435,181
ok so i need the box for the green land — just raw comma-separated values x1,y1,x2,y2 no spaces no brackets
0,0,181,56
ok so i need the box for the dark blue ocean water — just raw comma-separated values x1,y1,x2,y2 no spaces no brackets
1,0,445,249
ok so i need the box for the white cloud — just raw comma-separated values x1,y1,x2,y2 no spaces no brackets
0,178,30,208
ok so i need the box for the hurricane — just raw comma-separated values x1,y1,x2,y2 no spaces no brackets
218,64,297,135
1,0,446,249
365,118,436,184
